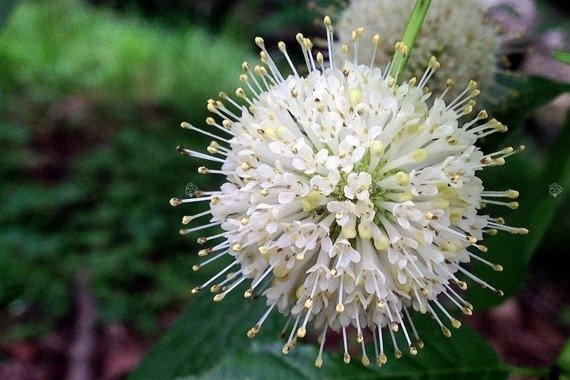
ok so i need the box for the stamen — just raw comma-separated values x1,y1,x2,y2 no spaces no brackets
193,250,229,272
235,87,254,107
444,283,473,314
388,323,402,358
324,16,334,69
278,41,299,77
207,99,240,121
315,325,328,368
396,312,416,355
481,190,519,199
454,265,503,296
430,221,478,244
370,34,381,68
254,37,284,82
336,274,345,312
316,52,325,71
283,314,301,354
239,74,260,98
213,275,248,302
372,328,380,366
207,140,229,156
247,302,277,338
418,56,440,89
433,299,462,329
481,199,519,209
438,78,454,99
245,264,275,297
342,325,350,363
192,260,238,294
303,37,317,72
218,91,242,110
197,231,226,244
403,307,423,348
352,27,364,66
297,308,312,338
180,220,221,235
242,61,263,92
205,116,234,135
354,309,363,344
182,210,212,224
446,80,478,111
468,251,503,271
177,146,226,163
169,196,215,206
296,33,312,72
181,122,231,144
378,324,387,365
426,303,451,337
254,65,272,89
360,336,370,366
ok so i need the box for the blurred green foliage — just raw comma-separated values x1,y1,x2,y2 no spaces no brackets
0,0,253,336
0,0,249,114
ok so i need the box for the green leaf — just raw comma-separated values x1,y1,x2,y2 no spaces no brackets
469,115,570,310
132,297,507,379
554,50,570,65
189,337,506,380
129,289,280,379
492,74,570,128
558,339,570,379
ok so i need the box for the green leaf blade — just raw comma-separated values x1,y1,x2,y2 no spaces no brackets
132,300,507,379
129,290,279,379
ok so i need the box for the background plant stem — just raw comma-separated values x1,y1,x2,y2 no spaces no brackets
389,0,431,83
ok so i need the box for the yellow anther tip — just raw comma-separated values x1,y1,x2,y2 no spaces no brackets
213,293,225,302
315,357,323,368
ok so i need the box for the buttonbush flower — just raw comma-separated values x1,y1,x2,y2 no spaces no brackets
336,0,502,98
171,17,526,367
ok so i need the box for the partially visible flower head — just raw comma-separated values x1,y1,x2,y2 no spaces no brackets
172,17,526,367
336,0,502,98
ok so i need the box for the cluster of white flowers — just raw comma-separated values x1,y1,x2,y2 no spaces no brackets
336,0,502,98
171,17,526,367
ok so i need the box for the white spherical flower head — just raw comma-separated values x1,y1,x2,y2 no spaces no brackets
172,18,526,367
337,0,502,98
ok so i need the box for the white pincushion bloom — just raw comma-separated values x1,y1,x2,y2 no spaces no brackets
337,0,502,98
171,17,527,368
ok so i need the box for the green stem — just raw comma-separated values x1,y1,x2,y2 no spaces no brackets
507,365,551,378
389,0,431,83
